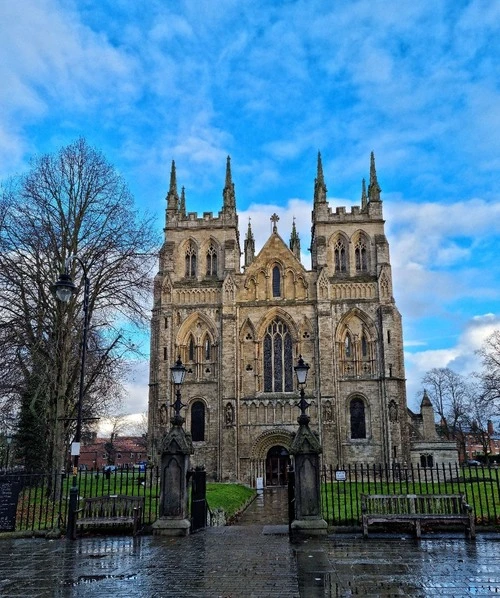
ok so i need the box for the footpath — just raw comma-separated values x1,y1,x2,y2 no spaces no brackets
0,487,499,597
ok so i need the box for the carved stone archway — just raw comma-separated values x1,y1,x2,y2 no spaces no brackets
248,429,294,487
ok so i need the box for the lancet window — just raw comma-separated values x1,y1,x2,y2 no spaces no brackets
334,239,347,272
272,266,281,297
350,398,366,439
191,401,205,441
263,318,293,393
185,241,197,277
206,244,217,277
355,238,368,271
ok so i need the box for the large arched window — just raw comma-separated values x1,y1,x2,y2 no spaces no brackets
334,239,347,272
350,398,366,439
191,401,205,441
185,241,197,277
263,318,293,392
272,266,281,297
206,244,217,276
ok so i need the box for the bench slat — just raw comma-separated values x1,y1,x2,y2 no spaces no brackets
75,495,144,536
361,493,475,540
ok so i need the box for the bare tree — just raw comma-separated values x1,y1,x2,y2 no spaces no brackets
477,330,500,414
421,368,469,439
0,138,159,473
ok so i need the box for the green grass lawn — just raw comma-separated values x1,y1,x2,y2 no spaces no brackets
206,483,256,519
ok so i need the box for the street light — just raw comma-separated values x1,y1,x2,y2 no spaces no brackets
51,256,90,540
170,356,186,425
294,355,310,422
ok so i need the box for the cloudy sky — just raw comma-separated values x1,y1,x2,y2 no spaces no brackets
1,0,499,421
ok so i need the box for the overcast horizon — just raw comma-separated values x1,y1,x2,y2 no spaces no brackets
1,0,499,432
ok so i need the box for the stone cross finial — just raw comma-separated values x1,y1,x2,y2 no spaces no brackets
270,213,279,233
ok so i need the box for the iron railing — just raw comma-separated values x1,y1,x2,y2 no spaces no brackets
0,467,160,534
321,462,500,528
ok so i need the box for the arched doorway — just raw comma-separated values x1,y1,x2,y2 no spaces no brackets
265,445,290,486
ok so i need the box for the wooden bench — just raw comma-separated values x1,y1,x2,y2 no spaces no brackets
75,495,144,536
361,493,475,539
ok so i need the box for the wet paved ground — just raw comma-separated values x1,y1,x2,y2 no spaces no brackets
0,488,499,597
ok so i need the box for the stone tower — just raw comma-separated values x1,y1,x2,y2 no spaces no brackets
148,152,411,484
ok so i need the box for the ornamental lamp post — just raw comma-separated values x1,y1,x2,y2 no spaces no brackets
294,355,310,423
170,356,187,423
153,355,193,536
51,257,90,540
289,354,327,536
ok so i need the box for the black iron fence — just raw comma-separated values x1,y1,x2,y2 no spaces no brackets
0,467,160,535
321,463,500,528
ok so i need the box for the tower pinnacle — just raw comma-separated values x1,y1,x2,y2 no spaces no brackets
166,160,179,212
314,151,327,204
222,155,236,212
244,218,255,267
289,217,301,261
368,152,381,202
361,178,367,210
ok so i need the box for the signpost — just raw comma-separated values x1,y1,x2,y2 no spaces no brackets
0,477,23,532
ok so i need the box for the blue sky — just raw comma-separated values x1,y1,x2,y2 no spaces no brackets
1,0,499,421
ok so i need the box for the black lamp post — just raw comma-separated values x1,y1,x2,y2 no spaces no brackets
294,355,310,424
170,356,186,425
51,257,90,540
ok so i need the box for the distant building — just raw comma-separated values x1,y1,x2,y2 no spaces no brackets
458,420,500,462
78,434,147,470
148,153,458,485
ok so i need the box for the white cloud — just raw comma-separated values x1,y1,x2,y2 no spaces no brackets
405,313,500,410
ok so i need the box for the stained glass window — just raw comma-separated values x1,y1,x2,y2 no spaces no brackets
263,318,293,392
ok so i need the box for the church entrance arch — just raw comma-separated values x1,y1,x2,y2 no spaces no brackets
249,429,294,488
265,446,290,486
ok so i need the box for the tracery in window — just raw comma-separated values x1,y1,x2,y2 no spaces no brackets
191,401,205,441
185,241,197,277
334,239,347,272
272,266,281,297
350,398,366,439
355,238,368,271
206,244,217,276
263,318,293,392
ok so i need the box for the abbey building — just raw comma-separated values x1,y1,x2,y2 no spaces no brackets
148,153,453,485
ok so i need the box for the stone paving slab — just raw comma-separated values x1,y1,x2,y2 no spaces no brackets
0,531,499,597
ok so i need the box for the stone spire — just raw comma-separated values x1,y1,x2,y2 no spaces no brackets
244,218,255,267
289,217,301,261
361,178,367,210
166,160,179,212
222,155,236,212
179,186,186,217
367,151,381,202
314,151,327,204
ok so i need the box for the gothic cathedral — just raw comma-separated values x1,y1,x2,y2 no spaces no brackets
148,153,411,485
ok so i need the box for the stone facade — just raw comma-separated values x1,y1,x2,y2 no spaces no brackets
148,152,440,486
